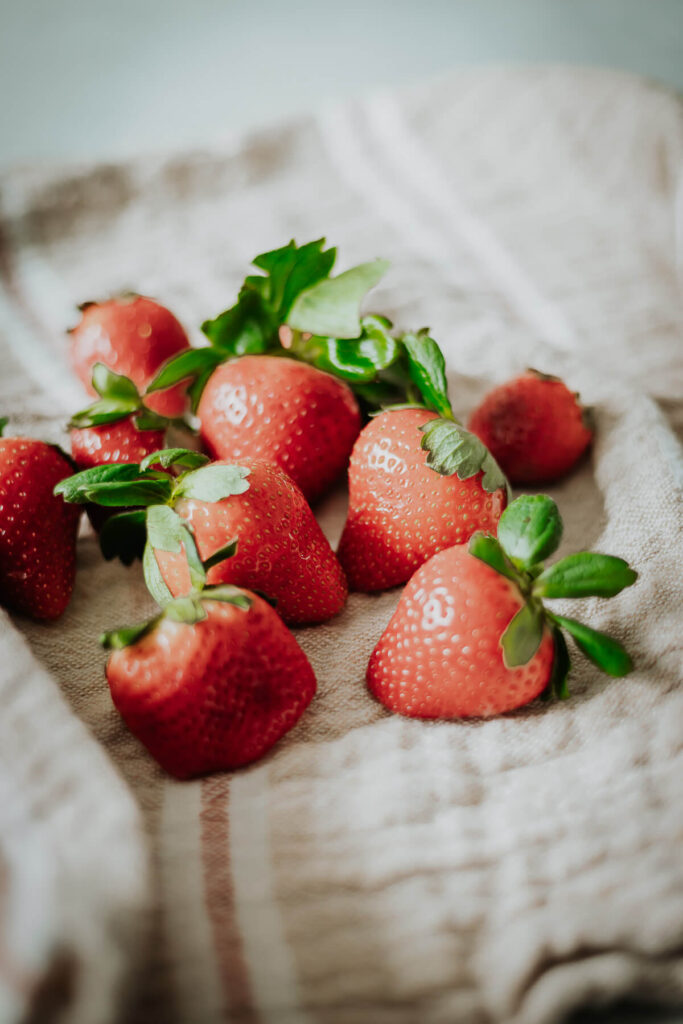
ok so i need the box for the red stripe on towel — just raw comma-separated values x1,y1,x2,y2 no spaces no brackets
200,777,259,1023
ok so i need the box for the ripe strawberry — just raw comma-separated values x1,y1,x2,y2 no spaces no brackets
71,416,165,471
0,424,81,620
196,356,361,503
68,294,191,417
55,450,348,625
154,458,348,624
103,587,316,779
468,370,593,484
338,408,507,592
368,494,636,718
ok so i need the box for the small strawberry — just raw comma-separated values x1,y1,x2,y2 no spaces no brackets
338,408,508,592
69,364,173,472
195,356,361,503
102,570,316,779
368,494,636,718
468,370,594,484
68,294,191,417
0,419,81,620
55,448,348,625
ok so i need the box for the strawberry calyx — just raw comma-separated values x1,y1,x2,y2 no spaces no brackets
54,448,251,569
0,417,8,437
469,494,637,697
100,540,251,651
69,363,189,433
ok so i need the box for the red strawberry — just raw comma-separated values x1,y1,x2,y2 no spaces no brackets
338,408,507,592
368,545,554,717
368,494,636,718
0,430,81,620
56,451,348,625
468,370,593,484
104,589,316,779
197,356,361,503
153,459,348,625
71,416,165,471
69,295,191,417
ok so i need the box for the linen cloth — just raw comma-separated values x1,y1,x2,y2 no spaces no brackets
0,66,682,1024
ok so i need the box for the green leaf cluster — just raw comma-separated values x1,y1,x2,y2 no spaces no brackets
469,494,637,697
54,448,251,573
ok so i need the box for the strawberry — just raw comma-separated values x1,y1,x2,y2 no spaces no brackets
468,370,594,484
196,356,361,503
0,420,81,620
55,448,348,625
102,582,316,780
68,294,191,417
338,408,507,592
368,494,636,718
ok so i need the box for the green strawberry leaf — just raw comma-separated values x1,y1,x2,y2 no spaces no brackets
314,326,401,382
534,552,637,599
419,418,508,494
498,495,563,568
142,541,174,607
0,417,8,436
201,584,252,610
253,238,336,319
203,539,239,572
500,599,545,668
147,347,225,393
140,448,210,472
54,463,146,503
69,398,141,429
133,409,170,432
99,509,147,565
146,505,207,591
543,625,571,700
174,463,250,502
83,478,172,507
549,614,633,677
468,532,520,583
201,287,279,356
400,330,454,419
146,504,188,552
91,363,140,402
287,259,389,339
100,615,162,650
164,594,208,625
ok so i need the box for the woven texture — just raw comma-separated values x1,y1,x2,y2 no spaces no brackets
0,67,682,1024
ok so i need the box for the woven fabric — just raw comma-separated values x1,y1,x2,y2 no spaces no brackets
0,67,682,1024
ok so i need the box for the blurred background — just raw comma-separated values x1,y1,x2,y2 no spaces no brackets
1,0,682,168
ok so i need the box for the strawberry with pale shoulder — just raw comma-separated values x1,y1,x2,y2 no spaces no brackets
368,495,636,717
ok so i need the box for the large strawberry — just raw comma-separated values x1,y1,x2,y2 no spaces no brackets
339,403,507,593
146,239,397,502
368,494,636,718
195,356,361,503
55,448,347,625
0,420,81,620
68,294,191,417
102,564,316,779
468,369,594,484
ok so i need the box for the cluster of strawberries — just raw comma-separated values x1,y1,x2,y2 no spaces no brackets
0,240,637,779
